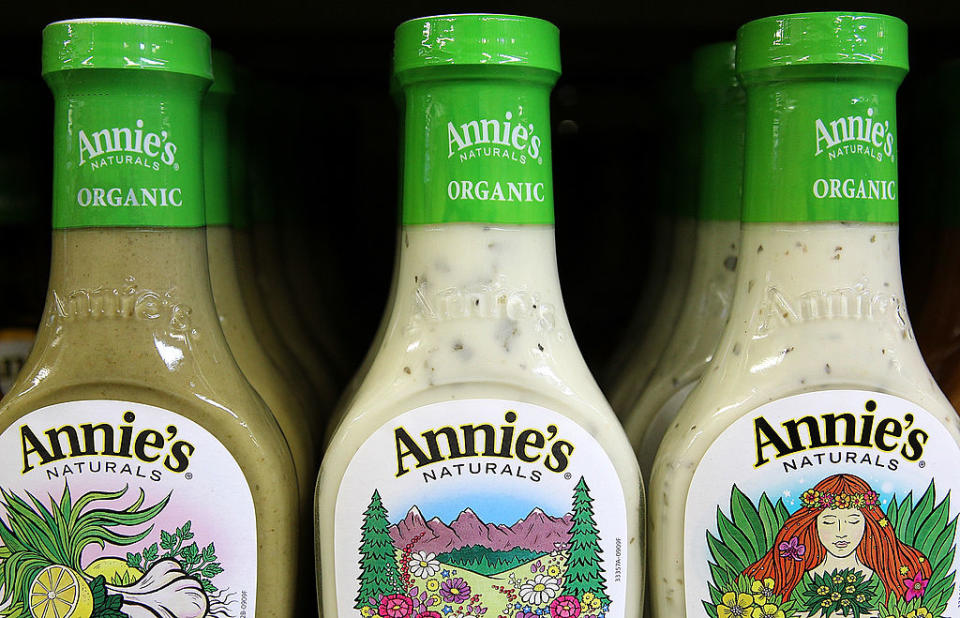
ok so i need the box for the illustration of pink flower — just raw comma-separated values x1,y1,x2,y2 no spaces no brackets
418,612,442,618
440,578,472,604
380,594,414,618
778,536,805,562
550,596,581,618
904,572,929,601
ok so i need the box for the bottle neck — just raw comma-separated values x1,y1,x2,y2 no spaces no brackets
46,70,207,229
733,221,907,341
203,92,230,226
384,222,579,387
741,67,904,223
398,68,557,225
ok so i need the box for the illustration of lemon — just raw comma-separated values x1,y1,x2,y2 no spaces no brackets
28,565,93,618
85,557,143,585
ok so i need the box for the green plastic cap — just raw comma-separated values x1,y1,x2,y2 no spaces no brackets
394,14,560,76
42,18,212,80
736,12,908,76
693,41,737,93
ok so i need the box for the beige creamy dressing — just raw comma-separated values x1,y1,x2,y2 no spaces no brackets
251,222,339,414
233,226,331,441
207,225,317,509
648,223,960,617
607,216,696,417
1,228,299,617
318,224,644,618
625,219,739,477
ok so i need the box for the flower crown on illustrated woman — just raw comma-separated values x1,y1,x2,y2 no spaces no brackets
800,489,880,510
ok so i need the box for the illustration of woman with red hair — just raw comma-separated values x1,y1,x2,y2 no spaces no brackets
742,474,931,608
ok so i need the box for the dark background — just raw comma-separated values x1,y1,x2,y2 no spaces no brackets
0,1,954,390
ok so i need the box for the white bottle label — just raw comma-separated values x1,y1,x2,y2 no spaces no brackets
335,399,628,618
684,390,960,618
0,400,257,618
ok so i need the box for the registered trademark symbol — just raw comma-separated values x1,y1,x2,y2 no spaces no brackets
564,472,572,480
919,461,926,469
185,472,193,480
173,163,180,171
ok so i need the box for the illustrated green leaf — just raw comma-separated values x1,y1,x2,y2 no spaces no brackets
201,542,216,563
758,494,779,550
896,492,914,540
143,543,159,562
708,562,734,591
89,575,107,612
730,486,765,561
716,507,755,568
703,599,719,618
707,530,747,578
886,494,900,528
774,500,790,527
180,521,194,540
125,552,142,569
905,483,937,543
201,563,224,578
160,529,176,550
201,579,218,593
180,542,200,563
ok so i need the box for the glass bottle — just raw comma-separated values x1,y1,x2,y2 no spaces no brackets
0,19,299,617
317,14,643,618
648,12,960,618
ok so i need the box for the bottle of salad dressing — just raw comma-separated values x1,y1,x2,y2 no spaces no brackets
624,42,743,478
649,13,960,618
0,19,298,618
204,49,317,506
317,14,643,618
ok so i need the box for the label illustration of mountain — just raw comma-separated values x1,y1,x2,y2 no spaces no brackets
354,477,611,618
702,474,957,618
0,482,232,618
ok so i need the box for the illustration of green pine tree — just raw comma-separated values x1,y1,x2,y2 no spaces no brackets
561,476,609,604
355,489,403,608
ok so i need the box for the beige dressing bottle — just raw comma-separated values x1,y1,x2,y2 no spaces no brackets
0,19,299,618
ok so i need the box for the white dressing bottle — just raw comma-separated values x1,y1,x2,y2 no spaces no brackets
625,42,743,478
649,12,960,618
317,14,643,618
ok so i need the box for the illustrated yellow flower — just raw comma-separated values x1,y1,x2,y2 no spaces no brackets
426,579,440,592
817,586,830,595
429,595,442,607
751,604,784,618
821,600,831,608
361,607,374,617
846,574,857,583
840,599,851,607
900,566,910,576
590,598,602,611
855,594,866,603
582,593,596,605
548,566,561,577
906,608,931,618
751,578,776,605
830,592,841,602
718,592,753,618
845,586,856,594
879,518,889,528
